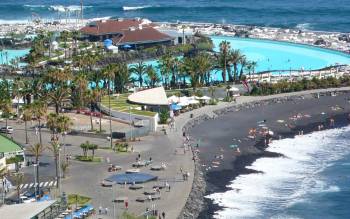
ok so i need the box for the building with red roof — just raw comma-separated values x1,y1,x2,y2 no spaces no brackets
80,18,174,49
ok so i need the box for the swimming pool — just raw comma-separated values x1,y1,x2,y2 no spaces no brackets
211,36,350,73
129,36,350,85
0,49,30,66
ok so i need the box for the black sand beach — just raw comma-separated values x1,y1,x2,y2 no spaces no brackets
188,91,350,218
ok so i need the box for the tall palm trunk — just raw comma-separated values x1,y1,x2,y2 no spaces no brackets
233,63,238,81
35,157,40,199
55,156,59,189
222,55,227,83
108,81,112,148
90,103,94,131
24,120,29,144
38,120,42,146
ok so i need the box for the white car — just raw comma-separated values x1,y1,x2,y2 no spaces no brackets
20,196,36,203
0,126,13,134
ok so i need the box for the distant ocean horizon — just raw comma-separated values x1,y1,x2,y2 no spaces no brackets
1,0,350,32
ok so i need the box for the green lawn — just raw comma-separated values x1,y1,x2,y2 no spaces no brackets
67,194,91,206
0,134,23,153
101,94,157,117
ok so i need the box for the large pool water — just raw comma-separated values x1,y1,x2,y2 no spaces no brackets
211,36,350,73
130,36,350,85
0,49,30,66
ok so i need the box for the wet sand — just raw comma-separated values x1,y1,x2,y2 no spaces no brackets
189,92,350,218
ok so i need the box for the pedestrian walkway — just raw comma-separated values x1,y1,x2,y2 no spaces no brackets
19,180,57,190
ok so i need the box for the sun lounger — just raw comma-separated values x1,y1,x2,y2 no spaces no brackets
144,190,156,195
126,169,140,173
129,185,144,190
150,165,164,171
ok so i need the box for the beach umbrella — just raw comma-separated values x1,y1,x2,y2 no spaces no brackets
178,100,189,107
168,95,179,103
188,95,199,100
170,103,182,111
103,39,113,48
122,44,132,49
188,99,200,105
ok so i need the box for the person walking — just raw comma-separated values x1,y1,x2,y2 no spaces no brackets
162,212,166,218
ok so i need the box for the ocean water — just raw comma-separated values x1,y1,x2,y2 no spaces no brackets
207,125,350,219
0,0,350,32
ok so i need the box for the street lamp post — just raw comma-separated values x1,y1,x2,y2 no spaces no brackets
112,182,117,218
58,148,62,195
129,106,133,141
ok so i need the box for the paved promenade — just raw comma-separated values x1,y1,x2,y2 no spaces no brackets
5,86,350,219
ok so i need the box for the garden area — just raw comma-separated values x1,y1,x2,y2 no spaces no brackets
100,94,157,117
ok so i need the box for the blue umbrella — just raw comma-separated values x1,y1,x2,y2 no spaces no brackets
103,39,113,48
170,103,182,111
122,44,132,49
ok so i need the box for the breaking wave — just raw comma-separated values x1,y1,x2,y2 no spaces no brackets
207,126,350,219
122,5,152,11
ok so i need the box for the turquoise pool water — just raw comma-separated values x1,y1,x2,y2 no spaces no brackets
211,36,350,73
0,49,30,66
130,37,350,85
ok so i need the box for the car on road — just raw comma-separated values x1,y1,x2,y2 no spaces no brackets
20,195,36,203
0,126,14,134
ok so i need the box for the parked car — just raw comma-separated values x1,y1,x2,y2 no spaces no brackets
20,195,36,203
0,126,14,134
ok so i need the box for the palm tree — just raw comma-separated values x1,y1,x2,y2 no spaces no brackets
22,105,32,144
27,143,45,199
178,59,188,87
89,143,98,159
12,78,23,116
113,63,129,93
85,89,99,131
0,167,8,204
130,61,147,87
73,72,88,110
102,64,116,148
80,141,89,157
43,68,72,114
183,57,200,91
12,172,24,202
208,86,216,98
31,101,47,146
197,52,213,86
238,55,247,80
169,57,180,88
229,49,243,82
158,54,172,88
61,162,69,179
146,65,159,88
49,139,60,189
219,40,231,83
0,98,12,131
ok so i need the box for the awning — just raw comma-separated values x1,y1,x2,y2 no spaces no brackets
170,103,182,111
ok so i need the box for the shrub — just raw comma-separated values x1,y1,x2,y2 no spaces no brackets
159,109,169,124
209,99,218,105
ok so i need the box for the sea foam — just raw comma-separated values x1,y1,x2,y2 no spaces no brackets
122,6,151,11
207,126,350,219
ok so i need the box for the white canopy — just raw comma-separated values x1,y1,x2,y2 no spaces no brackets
167,95,179,103
178,101,189,107
229,87,239,92
199,96,211,100
188,99,200,105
